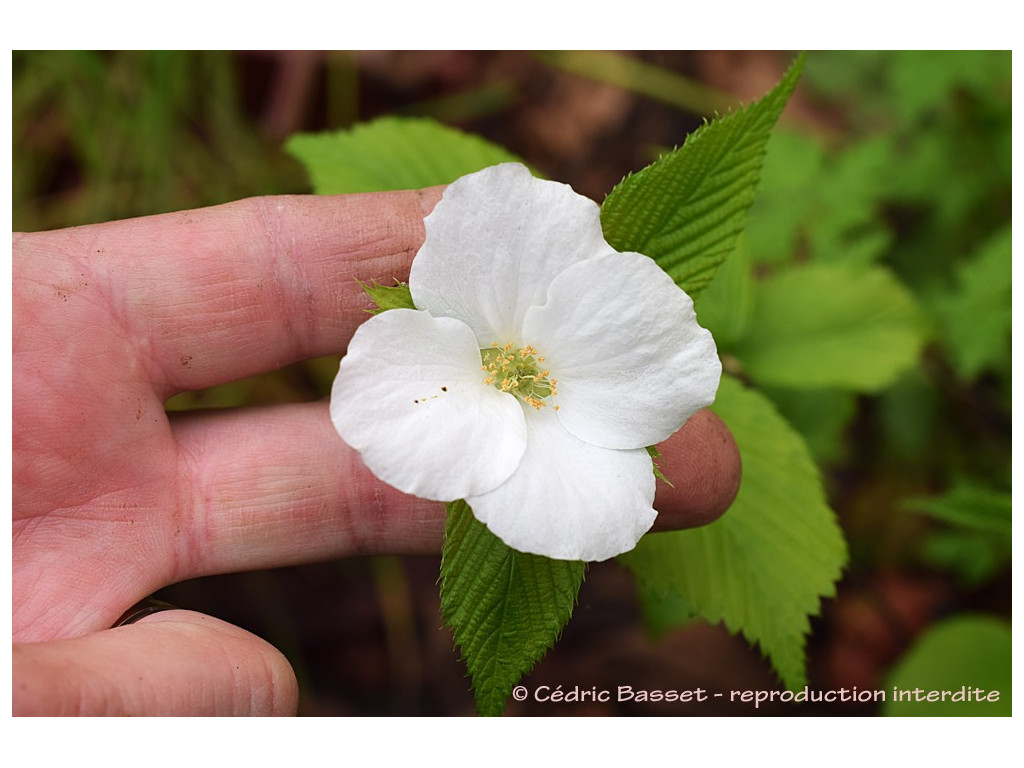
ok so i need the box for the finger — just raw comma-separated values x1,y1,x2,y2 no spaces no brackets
169,402,444,581
12,611,297,716
169,403,739,579
20,190,443,398
652,408,741,531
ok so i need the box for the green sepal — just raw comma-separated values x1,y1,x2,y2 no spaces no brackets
646,445,674,488
359,279,415,314
440,500,586,716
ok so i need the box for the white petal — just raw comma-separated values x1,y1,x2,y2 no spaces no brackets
410,163,611,344
331,309,526,501
522,250,721,450
466,407,657,562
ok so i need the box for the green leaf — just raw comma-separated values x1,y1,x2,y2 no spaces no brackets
906,482,1011,538
905,482,1011,585
890,51,1012,127
931,226,1011,380
807,137,897,266
920,530,1011,587
620,375,847,689
440,500,585,716
745,131,894,267
742,129,825,265
599,53,804,297
359,280,415,313
732,263,926,391
882,615,1011,716
636,584,698,637
761,387,857,465
692,236,753,349
877,370,940,459
285,116,523,194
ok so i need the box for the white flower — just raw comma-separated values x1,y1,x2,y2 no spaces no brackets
330,163,721,561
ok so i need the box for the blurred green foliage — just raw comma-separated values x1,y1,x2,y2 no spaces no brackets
13,50,304,232
905,482,1012,587
745,51,1011,711
13,51,341,411
748,50,1011,494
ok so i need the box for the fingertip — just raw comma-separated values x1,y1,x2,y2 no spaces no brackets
13,610,299,716
652,408,742,531
140,610,300,716
417,184,446,216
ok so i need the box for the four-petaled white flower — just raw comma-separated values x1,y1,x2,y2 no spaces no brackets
330,163,721,561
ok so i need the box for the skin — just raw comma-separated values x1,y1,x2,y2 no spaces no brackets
12,189,741,716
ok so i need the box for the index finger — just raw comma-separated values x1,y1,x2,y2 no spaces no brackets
21,189,444,397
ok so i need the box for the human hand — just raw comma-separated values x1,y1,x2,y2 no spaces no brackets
12,190,741,715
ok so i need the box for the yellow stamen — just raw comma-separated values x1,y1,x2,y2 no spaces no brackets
480,341,559,411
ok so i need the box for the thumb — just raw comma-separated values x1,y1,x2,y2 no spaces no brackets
13,611,298,716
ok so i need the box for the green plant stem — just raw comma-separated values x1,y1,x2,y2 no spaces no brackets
535,51,735,116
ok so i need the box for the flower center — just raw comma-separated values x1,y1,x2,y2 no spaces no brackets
481,342,558,411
